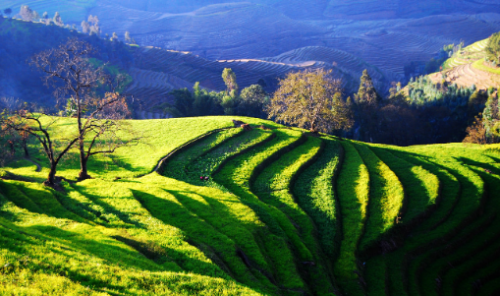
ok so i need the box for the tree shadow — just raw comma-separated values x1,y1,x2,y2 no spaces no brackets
70,183,144,229
0,184,246,293
371,146,435,222
0,223,153,295
129,189,245,280
162,188,275,275
457,155,500,175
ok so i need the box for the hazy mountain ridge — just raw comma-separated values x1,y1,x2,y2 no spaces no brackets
2,1,500,79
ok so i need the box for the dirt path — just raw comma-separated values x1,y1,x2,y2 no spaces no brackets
24,157,42,172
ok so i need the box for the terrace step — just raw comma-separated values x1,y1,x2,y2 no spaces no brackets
334,141,370,296
371,147,440,227
354,144,405,253
252,136,335,295
398,150,485,296
437,169,500,296
379,151,460,296
213,129,318,293
293,138,343,260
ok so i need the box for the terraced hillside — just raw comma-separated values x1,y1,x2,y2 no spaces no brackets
6,1,500,77
125,46,392,100
427,37,500,90
90,4,500,79
126,46,323,99
1,116,500,295
87,8,500,90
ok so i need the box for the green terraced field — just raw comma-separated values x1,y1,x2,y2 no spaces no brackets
1,116,500,295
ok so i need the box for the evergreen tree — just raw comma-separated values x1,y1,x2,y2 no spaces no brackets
88,15,100,36
124,31,136,44
354,69,381,104
4,8,12,18
486,32,500,66
81,20,90,34
222,68,239,96
237,84,268,118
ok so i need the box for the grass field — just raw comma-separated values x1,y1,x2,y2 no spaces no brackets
1,116,500,295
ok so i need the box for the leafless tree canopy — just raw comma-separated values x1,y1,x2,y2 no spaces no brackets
1,110,79,186
29,38,102,106
25,38,131,182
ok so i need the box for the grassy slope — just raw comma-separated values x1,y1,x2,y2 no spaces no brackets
252,136,335,295
433,37,500,87
293,138,342,259
334,141,370,296
442,39,488,70
4,116,280,180
1,116,500,295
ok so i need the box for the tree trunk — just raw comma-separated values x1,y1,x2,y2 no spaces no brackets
310,121,318,133
77,94,91,181
8,142,15,156
44,163,57,186
22,139,29,158
78,154,91,181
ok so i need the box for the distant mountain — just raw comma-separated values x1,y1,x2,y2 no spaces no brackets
1,17,384,117
2,1,500,80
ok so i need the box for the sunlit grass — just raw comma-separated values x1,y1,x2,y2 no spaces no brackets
1,116,500,296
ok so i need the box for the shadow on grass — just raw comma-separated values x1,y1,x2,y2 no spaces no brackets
0,222,161,292
457,156,500,175
130,189,244,281
70,183,144,229
0,189,244,293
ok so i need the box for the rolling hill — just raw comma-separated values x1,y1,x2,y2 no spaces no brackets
1,116,500,295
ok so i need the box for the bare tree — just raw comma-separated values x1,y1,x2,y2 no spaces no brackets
20,5,35,22
0,98,30,160
81,20,90,34
1,110,79,186
87,15,100,36
53,12,63,27
30,38,130,180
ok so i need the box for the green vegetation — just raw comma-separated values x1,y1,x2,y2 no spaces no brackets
253,136,334,294
405,75,475,107
442,39,487,70
163,72,270,119
371,147,439,224
1,116,500,295
334,141,369,295
354,143,404,250
293,138,342,258
485,31,500,66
